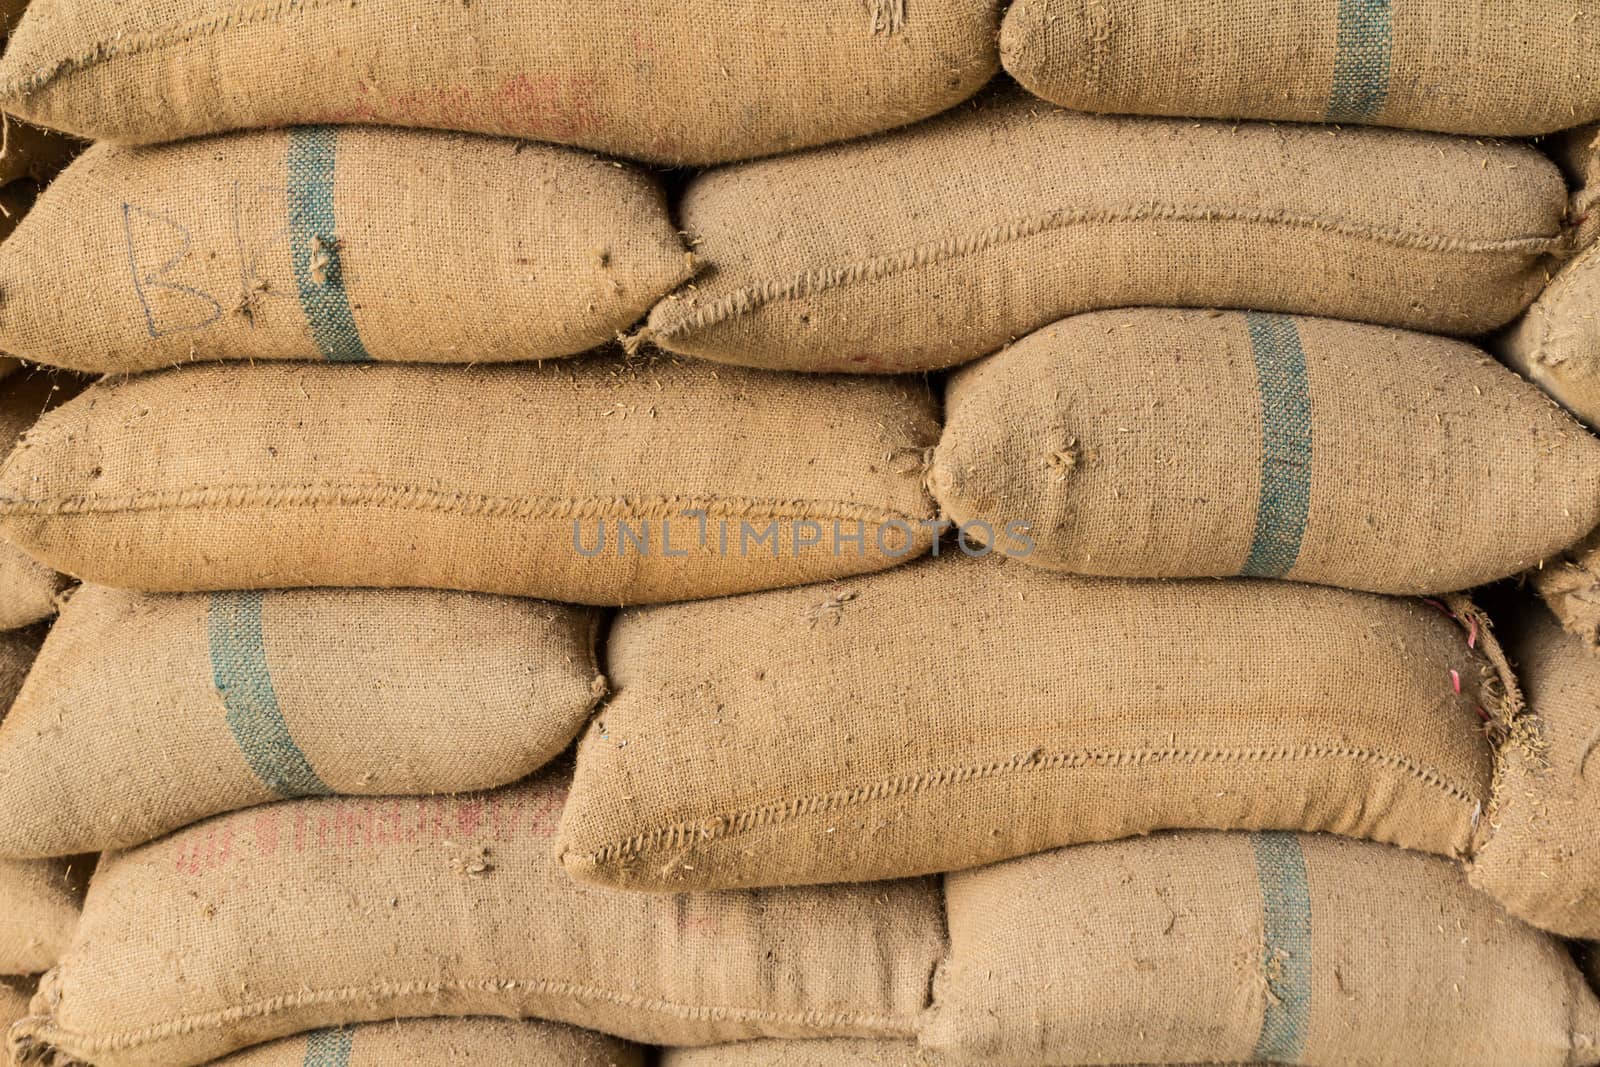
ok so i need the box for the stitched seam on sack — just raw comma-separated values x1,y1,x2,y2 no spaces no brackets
649,204,1560,340
22,977,914,1054
0,0,342,99
0,486,922,526
569,744,1484,865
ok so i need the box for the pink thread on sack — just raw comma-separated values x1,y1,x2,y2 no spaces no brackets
1450,669,1462,695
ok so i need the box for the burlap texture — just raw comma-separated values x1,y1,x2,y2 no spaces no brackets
0,584,603,857
0,977,33,1033
0,127,688,373
0,626,83,976
1498,243,1600,431
1470,599,1600,939
0,0,1001,165
1534,528,1600,649
9,768,942,1067
211,1019,645,1067
0,358,938,603
642,91,1565,373
0,371,74,630
557,554,1502,892
933,308,1600,595
923,832,1600,1066
1000,0,1600,137
662,1040,946,1066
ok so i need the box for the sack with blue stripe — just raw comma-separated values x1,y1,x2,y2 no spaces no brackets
0,126,689,373
932,308,1600,596
1002,0,1600,137
925,831,1600,1066
207,1018,644,1067
0,584,605,857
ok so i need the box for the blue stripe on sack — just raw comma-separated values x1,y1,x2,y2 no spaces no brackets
208,591,332,798
1250,832,1313,1064
1327,0,1393,123
302,1027,355,1067
1241,313,1313,579
287,126,372,363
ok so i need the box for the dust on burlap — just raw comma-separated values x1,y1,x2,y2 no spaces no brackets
922,831,1600,1066
1470,598,1600,939
557,553,1506,891
0,127,689,372
0,0,1001,165
0,585,604,857
208,1018,645,1067
9,767,943,1067
1000,0,1600,136
932,308,1600,595
641,89,1565,373
0,357,940,603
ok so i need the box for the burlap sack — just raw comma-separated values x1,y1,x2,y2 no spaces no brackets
1535,529,1600,648
0,584,603,858
0,358,939,603
0,977,33,1033
211,1019,645,1066
0,625,84,977
661,1043,1258,1066
0,371,75,630
0,128,688,373
557,554,1505,892
0,0,1001,165
933,308,1600,595
9,768,942,1067
1000,0,1600,137
1498,244,1600,430
1469,600,1600,939
922,832,1600,1066
640,90,1565,374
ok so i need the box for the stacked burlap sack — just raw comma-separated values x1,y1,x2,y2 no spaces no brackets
0,1,1597,1065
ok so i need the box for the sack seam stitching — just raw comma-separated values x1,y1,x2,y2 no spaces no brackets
0,486,925,526
649,203,1558,340
15,976,914,1054
564,743,1485,867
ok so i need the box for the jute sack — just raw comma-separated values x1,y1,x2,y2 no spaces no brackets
557,553,1505,892
0,0,1001,165
0,626,84,977
1535,529,1600,648
0,584,603,858
1,977,31,1031
639,90,1565,373
0,358,939,603
211,1019,645,1066
1498,240,1600,431
661,1042,1260,1066
1000,0,1600,137
0,128,689,373
922,832,1600,1066
1469,599,1600,939
932,308,1600,595
9,768,942,1067
0,371,76,630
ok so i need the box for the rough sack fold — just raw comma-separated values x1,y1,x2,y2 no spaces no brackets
210,1019,646,1066
1470,600,1600,939
1000,0,1600,136
0,584,603,857
642,92,1565,373
0,0,1002,165
923,832,1600,1066
932,308,1600,595
0,127,689,372
558,554,1504,892
0,371,76,630
0,626,82,976
8,768,943,1067
0,359,939,603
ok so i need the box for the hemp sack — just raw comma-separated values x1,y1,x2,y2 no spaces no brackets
210,1019,645,1067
